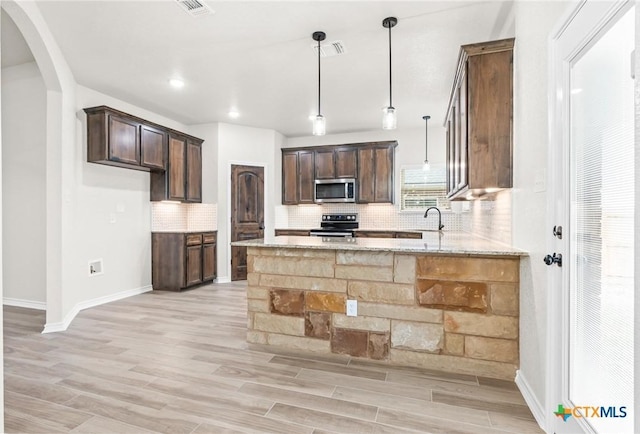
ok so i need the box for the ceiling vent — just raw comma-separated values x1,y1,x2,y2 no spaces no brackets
175,0,214,17
312,41,347,57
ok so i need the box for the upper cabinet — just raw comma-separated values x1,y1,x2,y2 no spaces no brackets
445,38,514,200
357,143,395,204
151,133,203,202
85,106,167,171
84,106,203,203
282,149,315,205
315,147,357,179
281,141,396,205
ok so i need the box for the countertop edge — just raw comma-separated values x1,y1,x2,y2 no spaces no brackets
232,236,528,257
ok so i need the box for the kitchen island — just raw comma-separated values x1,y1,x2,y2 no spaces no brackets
232,234,526,379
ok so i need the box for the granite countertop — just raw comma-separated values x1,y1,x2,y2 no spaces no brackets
232,233,526,256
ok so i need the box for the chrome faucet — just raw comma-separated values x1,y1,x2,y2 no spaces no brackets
424,207,444,231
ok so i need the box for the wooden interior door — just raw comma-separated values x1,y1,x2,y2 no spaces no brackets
231,165,264,281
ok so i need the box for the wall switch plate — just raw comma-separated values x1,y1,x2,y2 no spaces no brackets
346,300,357,317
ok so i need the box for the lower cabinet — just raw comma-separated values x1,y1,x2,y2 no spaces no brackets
355,230,422,239
275,229,311,236
152,231,217,291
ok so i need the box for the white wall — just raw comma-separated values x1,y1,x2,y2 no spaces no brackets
511,0,570,423
64,86,189,315
1,62,46,305
217,122,279,281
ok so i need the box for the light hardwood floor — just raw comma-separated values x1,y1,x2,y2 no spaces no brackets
4,281,542,433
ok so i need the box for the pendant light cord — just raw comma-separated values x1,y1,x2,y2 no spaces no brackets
388,24,392,107
423,115,430,161
317,39,321,115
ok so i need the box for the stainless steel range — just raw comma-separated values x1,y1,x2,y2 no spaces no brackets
309,213,358,238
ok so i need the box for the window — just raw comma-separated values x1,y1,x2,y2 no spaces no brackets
400,164,449,211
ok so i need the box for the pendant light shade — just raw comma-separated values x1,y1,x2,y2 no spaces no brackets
312,31,326,136
382,17,398,130
422,115,431,171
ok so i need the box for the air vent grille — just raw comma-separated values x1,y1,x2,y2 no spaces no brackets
312,41,347,57
175,0,214,17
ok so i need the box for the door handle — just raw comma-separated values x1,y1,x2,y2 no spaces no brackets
543,253,562,267
259,221,265,230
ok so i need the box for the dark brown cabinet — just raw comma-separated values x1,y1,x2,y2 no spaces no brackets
85,105,203,203
151,133,203,202
282,142,395,205
281,150,315,205
315,147,357,179
445,38,514,200
152,231,216,291
275,229,311,236
85,106,168,171
357,144,395,203
354,230,421,239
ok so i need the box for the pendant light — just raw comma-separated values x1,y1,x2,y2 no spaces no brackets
312,31,326,136
382,17,398,130
422,115,431,171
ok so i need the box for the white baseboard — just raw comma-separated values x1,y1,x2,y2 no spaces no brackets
515,369,546,431
3,298,46,310
215,277,231,283
42,285,152,334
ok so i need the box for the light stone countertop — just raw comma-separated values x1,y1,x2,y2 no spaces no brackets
232,233,527,256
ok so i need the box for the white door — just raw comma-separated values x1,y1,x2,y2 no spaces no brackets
549,1,635,433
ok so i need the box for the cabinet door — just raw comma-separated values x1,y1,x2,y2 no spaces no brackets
185,245,202,286
374,146,393,203
202,243,216,281
140,124,166,170
108,115,140,165
355,231,394,238
298,151,315,203
282,151,299,204
315,150,335,179
168,136,186,200
186,140,202,202
335,148,357,178
458,69,468,190
357,148,375,203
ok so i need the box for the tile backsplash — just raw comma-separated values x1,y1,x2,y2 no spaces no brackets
151,203,217,232
279,203,464,232
277,190,512,245
461,190,512,245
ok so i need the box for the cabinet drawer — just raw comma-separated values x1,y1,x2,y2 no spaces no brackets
186,234,202,246
203,233,217,244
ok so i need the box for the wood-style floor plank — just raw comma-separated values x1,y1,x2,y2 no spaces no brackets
4,282,542,433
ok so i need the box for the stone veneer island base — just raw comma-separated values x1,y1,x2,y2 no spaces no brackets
235,235,525,380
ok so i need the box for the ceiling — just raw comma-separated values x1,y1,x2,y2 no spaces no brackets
2,1,513,137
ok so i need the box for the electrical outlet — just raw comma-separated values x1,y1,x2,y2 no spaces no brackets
346,300,357,317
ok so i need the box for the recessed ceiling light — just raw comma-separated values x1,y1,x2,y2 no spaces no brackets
228,110,240,119
169,78,185,88
571,88,583,94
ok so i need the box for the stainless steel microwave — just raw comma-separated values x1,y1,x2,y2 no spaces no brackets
314,179,356,203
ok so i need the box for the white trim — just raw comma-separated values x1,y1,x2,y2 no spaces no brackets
42,285,152,333
515,370,546,431
3,298,46,311
215,276,231,284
